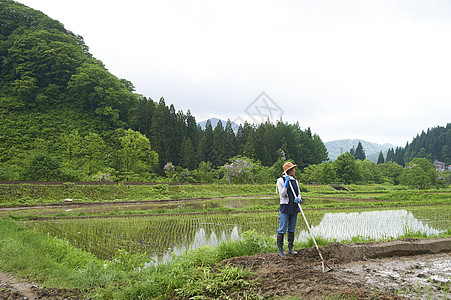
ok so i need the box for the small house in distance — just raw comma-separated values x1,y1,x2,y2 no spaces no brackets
433,160,445,172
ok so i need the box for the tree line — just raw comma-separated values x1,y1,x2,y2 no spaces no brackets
344,124,451,167
133,97,328,172
380,124,450,166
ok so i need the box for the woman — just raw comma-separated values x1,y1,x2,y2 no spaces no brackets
276,161,302,257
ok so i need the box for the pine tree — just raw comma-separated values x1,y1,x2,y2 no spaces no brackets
149,98,171,173
224,120,237,160
243,130,258,159
386,148,395,162
212,121,226,167
354,142,366,160
197,120,214,163
180,137,196,169
167,104,183,165
394,147,405,167
377,151,385,164
129,96,155,137
261,122,277,165
349,146,356,158
186,110,201,149
311,134,329,164
236,122,253,154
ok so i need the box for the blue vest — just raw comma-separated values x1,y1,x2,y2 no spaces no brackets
280,175,301,214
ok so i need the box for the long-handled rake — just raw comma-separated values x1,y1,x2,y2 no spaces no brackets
285,173,333,272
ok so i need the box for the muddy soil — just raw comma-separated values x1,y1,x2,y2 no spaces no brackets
221,237,451,299
1,238,450,299
0,272,87,300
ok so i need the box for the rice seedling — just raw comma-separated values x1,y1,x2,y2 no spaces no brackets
23,205,449,262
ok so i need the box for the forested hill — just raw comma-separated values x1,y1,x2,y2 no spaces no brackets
0,0,328,182
385,123,451,166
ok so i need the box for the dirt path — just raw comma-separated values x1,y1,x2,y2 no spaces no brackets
0,271,39,300
0,272,86,300
1,238,450,299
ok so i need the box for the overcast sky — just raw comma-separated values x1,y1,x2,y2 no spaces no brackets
18,0,451,146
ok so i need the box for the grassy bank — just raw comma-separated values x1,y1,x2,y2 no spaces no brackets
0,183,275,207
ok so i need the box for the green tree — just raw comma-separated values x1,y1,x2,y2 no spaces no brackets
224,120,237,161
242,130,259,159
212,121,226,167
261,122,277,165
302,162,336,184
399,158,437,189
192,161,215,183
20,153,61,181
354,142,366,160
129,96,155,137
186,110,201,149
334,152,362,184
180,137,196,170
197,120,214,164
117,129,158,180
417,147,427,158
81,132,108,176
358,159,382,184
386,148,395,162
68,63,135,123
377,151,385,164
3,28,85,107
394,147,405,166
59,129,83,163
403,124,450,164
377,161,403,185
311,134,329,164
149,98,171,173
441,145,450,165
236,122,253,154
349,146,356,158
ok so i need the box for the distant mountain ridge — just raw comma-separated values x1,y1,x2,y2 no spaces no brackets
325,139,395,162
197,118,240,132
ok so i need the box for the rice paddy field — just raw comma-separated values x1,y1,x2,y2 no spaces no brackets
2,183,446,263
22,205,450,262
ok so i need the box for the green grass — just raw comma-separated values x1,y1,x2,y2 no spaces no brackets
0,218,103,289
0,219,267,299
0,183,276,206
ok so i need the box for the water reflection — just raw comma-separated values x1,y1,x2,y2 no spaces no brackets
151,226,240,264
26,207,448,264
151,209,443,264
296,210,443,242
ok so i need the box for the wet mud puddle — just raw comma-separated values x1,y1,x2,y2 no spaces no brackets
333,252,451,299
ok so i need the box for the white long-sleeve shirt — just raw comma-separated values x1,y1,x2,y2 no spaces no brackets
276,176,301,205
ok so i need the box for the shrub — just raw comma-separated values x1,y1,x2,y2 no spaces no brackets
19,153,62,181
